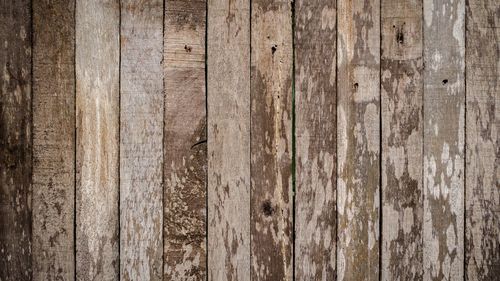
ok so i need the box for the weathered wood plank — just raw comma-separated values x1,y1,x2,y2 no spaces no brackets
423,0,465,279
32,0,75,279
380,0,423,279
120,1,164,280
75,0,120,280
465,0,500,279
337,0,380,280
207,0,250,279
250,0,293,280
164,0,207,279
0,1,32,280
294,0,336,279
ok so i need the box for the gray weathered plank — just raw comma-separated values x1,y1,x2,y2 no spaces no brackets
164,0,207,279
120,1,164,280
207,0,250,278
75,0,120,280
32,0,75,280
250,0,293,280
465,0,500,279
337,0,381,280
294,0,337,279
380,0,423,279
0,1,32,280
423,0,465,279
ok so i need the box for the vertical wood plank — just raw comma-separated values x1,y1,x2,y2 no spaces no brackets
207,0,250,278
75,0,120,280
32,0,75,279
380,0,423,279
337,0,380,280
423,0,465,279
164,0,207,279
0,1,32,280
465,0,500,279
120,1,164,280
250,0,293,280
294,0,337,279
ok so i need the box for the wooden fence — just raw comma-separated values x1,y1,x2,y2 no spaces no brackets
0,0,498,280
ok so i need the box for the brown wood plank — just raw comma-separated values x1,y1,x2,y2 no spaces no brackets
207,0,250,279
32,0,75,280
337,0,380,280
380,0,423,279
465,0,500,279
120,1,164,280
294,0,337,279
0,1,32,280
163,0,207,279
250,0,293,280
75,0,120,280
423,0,465,279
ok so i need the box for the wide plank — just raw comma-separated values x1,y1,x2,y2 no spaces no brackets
32,0,75,280
75,0,120,280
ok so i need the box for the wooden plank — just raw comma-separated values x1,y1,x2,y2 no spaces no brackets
163,0,207,279
0,1,32,280
294,0,336,279
465,0,500,279
380,0,423,279
423,0,465,279
32,0,75,280
337,0,380,280
75,0,120,280
250,0,293,280
207,0,250,278
120,1,164,280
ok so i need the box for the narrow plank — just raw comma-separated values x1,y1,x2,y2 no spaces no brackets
32,0,75,279
120,1,164,280
250,0,293,280
0,1,32,280
164,0,207,279
337,0,380,280
75,0,120,280
294,0,337,279
465,0,500,279
380,0,423,279
423,0,465,279
207,0,250,278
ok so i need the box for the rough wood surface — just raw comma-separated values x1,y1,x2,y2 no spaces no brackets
380,0,423,280
120,1,164,280
75,0,120,280
207,0,250,278
250,1,293,280
465,0,500,279
164,0,207,279
423,0,465,279
0,1,32,280
337,0,380,280
32,0,75,280
294,0,337,279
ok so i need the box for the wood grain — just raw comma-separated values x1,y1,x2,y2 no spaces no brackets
380,0,423,280
423,0,465,279
75,0,120,280
250,0,293,280
0,1,32,280
465,0,500,279
207,0,250,279
337,0,380,280
32,0,75,280
120,1,164,280
164,0,207,279
294,0,337,279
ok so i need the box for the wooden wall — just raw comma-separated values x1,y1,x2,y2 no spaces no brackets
0,0,498,280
